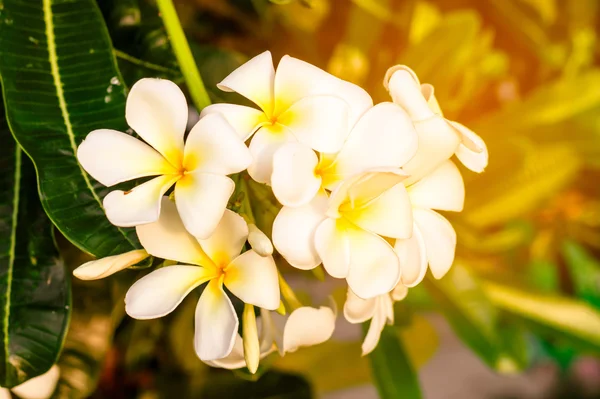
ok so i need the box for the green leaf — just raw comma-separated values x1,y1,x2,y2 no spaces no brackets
561,240,600,309
424,264,525,372
0,108,70,387
482,280,600,353
0,0,140,257
369,326,422,399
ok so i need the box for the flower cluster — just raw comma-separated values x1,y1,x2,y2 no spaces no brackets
75,51,487,369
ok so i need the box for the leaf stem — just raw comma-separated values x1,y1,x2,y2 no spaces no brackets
278,272,303,311
114,49,180,76
155,0,211,110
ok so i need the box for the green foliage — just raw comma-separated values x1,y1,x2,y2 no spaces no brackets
369,326,422,399
0,105,70,388
0,0,140,258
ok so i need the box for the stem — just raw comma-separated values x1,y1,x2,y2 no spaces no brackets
155,0,211,110
278,272,302,311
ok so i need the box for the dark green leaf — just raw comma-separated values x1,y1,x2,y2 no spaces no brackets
0,107,70,388
0,0,140,257
368,325,422,399
561,240,600,309
424,264,525,372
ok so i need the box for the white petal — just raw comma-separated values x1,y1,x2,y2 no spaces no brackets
273,55,372,121
395,223,428,287
136,197,212,266
414,209,457,279
125,78,187,166
271,142,321,207
0,389,8,399
421,83,443,116
344,182,413,239
184,113,252,175
194,279,239,361
199,103,267,140
224,250,280,310
385,66,433,121
125,265,215,319
314,218,350,279
272,191,327,269
282,306,336,353
346,227,401,299
247,123,297,184
278,95,350,153
402,115,461,183
408,160,465,212
73,249,149,280
451,121,489,173
205,334,246,369
217,51,275,114
323,102,417,188
77,129,177,187
103,174,179,227
198,209,248,265
11,365,60,399
392,283,409,301
362,299,387,355
343,288,377,323
248,224,274,257
175,173,235,239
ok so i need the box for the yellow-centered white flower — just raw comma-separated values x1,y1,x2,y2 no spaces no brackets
125,198,280,361
271,102,417,207
77,78,251,239
0,365,60,399
273,170,413,299
201,51,373,184
384,65,488,182
344,284,408,355
395,160,465,286
206,304,336,370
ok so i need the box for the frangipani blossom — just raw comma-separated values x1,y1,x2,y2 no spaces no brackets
274,170,413,299
201,51,373,184
0,365,60,399
271,102,417,207
73,249,149,280
344,284,408,355
78,78,251,239
384,65,489,182
395,160,465,287
206,304,336,370
125,198,280,361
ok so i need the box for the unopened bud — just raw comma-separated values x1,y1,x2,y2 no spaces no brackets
248,224,273,257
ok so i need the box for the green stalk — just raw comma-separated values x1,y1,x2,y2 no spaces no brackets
155,0,211,110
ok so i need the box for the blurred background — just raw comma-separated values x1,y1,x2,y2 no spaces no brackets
58,0,600,397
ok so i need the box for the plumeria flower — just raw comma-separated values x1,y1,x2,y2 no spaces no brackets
384,65,489,182
395,160,465,287
78,78,252,239
73,249,149,280
125,198,280,361
0,365,60,399
206,304,336,370
273,170,413,299
271,102,417,207
344,284,408,355
201,51,373,184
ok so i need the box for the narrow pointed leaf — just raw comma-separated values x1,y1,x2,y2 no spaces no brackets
0,109,70,388
0,0,140,257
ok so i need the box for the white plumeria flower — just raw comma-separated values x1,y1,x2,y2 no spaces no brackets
73,249,149,280
206,304,336,370
77,78,252,239
396,160,465,287
273,170,413,299
384,65,489,182
201,51,373,184
125,198,280,361
0,365,60,399
344,284,408,355
271,102,417,207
